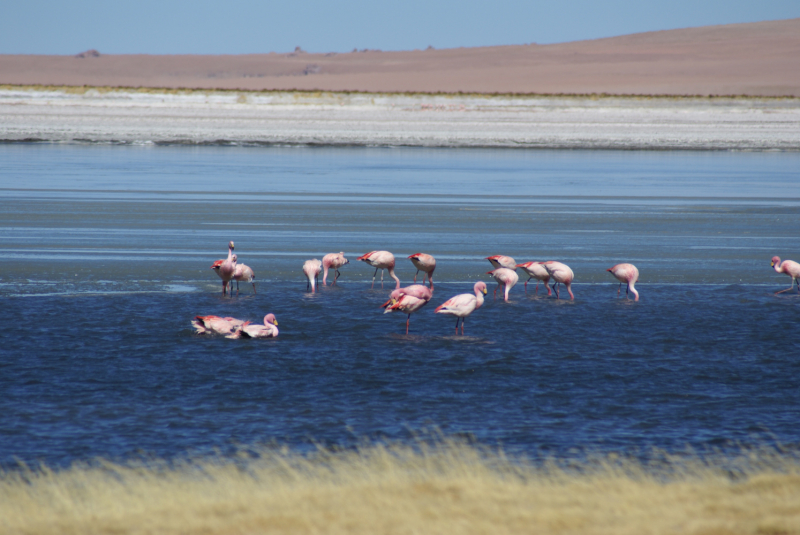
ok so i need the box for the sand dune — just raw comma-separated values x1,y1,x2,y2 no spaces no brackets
1,18,799,96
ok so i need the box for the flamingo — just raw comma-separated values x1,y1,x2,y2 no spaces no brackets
771,256,800,294
486,255,517,270
541,261,574,300
303,259,322,292
607,263,639,301
408,253,436,289
192,315,246,335
487,268,518,301
435,281,487,335
358,251,400,289
227,314,279,339
383,286,432,334
381,284,433,309
322,252,349,286
211,241,236,296
516,261,552,295
231,254,256,295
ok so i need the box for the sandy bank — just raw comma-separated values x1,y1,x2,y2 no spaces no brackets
1,87,799,150
1,19,799,97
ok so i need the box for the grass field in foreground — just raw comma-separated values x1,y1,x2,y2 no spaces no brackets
2,439,799,535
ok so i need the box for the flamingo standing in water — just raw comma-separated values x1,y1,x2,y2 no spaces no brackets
486,255,517,270
232,255,256,295
541,261,574,300
408,253,436,289
383,285,432,334
227,314,279,339
192,315,246,335
211,241,236,296
607,263,639,301
303,259,322,292
435,281,487,335
516,261,551,295
358,251,400,289
487,268,518,301
771,256,800,294
322,252,349,286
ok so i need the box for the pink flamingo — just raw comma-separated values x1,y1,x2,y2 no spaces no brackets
231,254,256,295
408,253,436,289
607,263,639,301
192,315,246,335
358,251,400,289
771,256,800,294
322,252,349,286
211,241,236,296
516,261,552,295
487,268,518,301
227,314,279,339
435,281,487,335
381,284,433,309
303,259,322,292
541,261,574,300
486,255,517,270
383,286,432,334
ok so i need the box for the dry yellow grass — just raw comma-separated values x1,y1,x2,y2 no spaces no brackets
2,439,800,535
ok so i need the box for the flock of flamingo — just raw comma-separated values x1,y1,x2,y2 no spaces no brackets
193,242,800,337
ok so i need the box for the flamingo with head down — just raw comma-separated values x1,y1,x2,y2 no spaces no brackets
541,261,574,300
486,255,517,270
516,261,551,295
408,253,436,289
435,281,487,335
211,241,236,296
303,259,322,292
383,285,432,334
322,252,349,286
232,255,256,295
358,251,400,289
607,263,639,301
487,268,518,301
771,256,800,295
227,314,279,339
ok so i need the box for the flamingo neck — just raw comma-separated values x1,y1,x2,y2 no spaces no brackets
475,291,485,309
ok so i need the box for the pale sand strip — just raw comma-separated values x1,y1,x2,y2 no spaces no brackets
1,87,799,150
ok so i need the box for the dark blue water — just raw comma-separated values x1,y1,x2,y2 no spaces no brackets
1,144,799,468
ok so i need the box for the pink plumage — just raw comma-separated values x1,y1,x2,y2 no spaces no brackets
227,314,279,339
486,255,517,270
516,261,552,296
303,259,322,292
540,261,574,300
607,263,639,301
408,253,436,289
358,250,400,289
435,281,487,335
771,256,800,295
322,252,349,286
382,284,432,334
487,267,518,302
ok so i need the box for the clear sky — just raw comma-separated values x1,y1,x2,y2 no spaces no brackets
2,0,799,55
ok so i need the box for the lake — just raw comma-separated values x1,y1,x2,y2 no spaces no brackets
1,143,799,468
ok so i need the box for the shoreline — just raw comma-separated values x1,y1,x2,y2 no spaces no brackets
2,86,799,150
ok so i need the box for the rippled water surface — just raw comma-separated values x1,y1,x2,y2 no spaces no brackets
1,144,799,468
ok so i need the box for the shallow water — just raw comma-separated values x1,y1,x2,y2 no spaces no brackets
1,144,799,468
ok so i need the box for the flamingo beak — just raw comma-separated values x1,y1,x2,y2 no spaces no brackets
273,320,278,326
482,288,487,295
771,261,775,267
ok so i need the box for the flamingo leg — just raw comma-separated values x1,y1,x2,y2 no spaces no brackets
252,282,256,294
461,318,465,335
494,284,500,299
406,314,410,335
380,269,385,288
554,283,560,299
454,317,460,335
236,280,240,296
535,281,539,294
525,277,530,292
372,267,378,288
414,269,419,283
618,283,622,295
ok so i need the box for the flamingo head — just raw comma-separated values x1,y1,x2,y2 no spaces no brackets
474,281,488,295
771,256,781,267
383,298,398,313
231,254,238,262
228,241,235,250
264,313,277,326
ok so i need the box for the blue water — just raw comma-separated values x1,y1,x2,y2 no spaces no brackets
1,144,800,468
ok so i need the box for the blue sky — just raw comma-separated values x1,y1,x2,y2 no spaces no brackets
2,1,799,55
